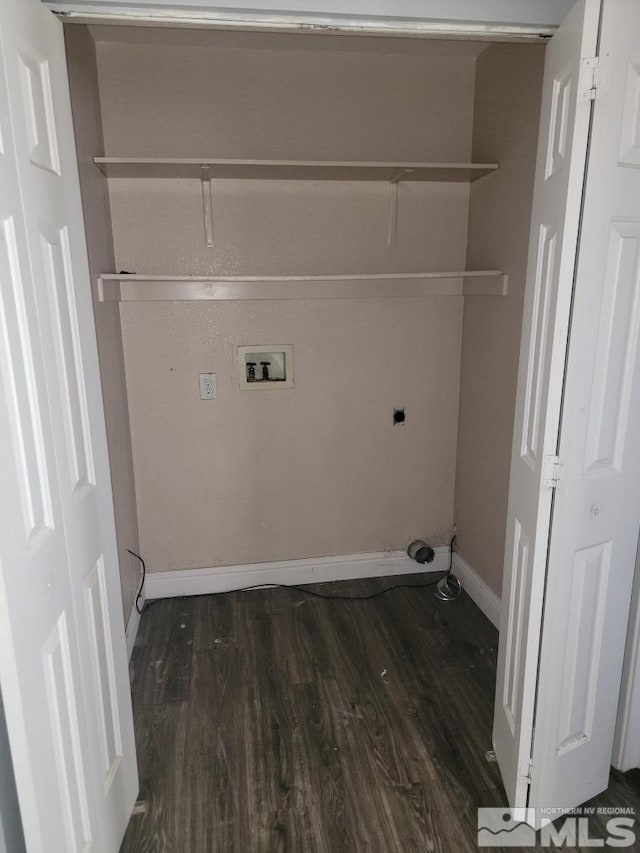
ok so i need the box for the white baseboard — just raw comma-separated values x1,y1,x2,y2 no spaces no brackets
452,552,501,628
125,599,142,661
144,547,450,600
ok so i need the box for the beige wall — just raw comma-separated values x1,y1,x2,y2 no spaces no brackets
121,299,462,568
455,43,545,597
95,37,476,161
94,37,476,571
65,26,141,619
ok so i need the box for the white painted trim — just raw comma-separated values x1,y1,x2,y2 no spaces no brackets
124,600,142,661
613,548,640,772
613,617,640,771
144,547,450,599
453,552,501,628
45,4,559,39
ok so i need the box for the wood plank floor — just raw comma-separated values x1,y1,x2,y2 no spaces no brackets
120,575,640,852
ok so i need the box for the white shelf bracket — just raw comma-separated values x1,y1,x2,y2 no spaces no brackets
387,168,414,247
387,179,399,247
201,166,214,248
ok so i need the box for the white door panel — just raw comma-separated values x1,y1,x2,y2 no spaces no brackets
0,312,92,849
531,0,640,812
0,0,137,850
0,49,96,852
493,0,600,809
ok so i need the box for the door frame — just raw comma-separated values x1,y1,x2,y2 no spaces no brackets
3,3,638,849
614,545,640,772
44,1,565,40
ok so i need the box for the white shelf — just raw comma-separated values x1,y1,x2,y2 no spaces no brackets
98,271,508,302
93,157,499,182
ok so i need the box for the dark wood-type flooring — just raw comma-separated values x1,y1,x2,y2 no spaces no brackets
120,575,640,852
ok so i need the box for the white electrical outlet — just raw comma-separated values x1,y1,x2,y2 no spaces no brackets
199,373,217,400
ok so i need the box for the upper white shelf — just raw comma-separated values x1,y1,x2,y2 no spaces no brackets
93,157,499,182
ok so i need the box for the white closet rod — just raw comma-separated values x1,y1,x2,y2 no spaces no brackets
98,271,509,302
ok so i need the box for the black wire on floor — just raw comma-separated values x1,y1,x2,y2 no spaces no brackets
127,534,457,614
128,548,147,615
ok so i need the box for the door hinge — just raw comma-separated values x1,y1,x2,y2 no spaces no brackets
519,758,534,784
580,56,600,100
543,455,562,489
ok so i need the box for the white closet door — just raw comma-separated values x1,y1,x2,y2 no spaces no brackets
530,0,640,813
492,0,600,809
0,1,137,851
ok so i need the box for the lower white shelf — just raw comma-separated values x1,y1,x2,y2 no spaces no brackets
97,270,508,302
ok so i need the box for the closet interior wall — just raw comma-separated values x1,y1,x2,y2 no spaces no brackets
91,28,478,578
65,25,545,619
65,25,141,621
455,42,545,598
